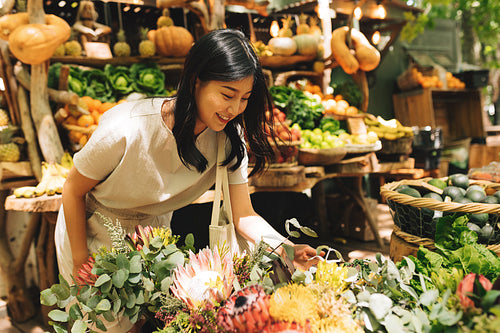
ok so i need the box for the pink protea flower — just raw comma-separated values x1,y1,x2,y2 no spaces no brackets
125,225,154,251
75,256,98,286
217,285,271,332
456,273,493,309
170,246,234,309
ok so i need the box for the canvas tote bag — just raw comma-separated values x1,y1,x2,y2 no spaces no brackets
209,133,253,255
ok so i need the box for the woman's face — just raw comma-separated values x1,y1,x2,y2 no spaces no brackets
194,75,254,134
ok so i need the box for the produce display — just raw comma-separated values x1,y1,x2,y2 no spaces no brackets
13,152,72,198
113,29,131,57
392,173,500,244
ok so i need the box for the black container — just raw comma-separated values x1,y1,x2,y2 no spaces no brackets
411,148,442,170
454,70,489,89
412,126,443,150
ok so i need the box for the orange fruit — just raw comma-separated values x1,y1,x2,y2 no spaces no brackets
336,99,349,111
334,94,344,101
80,96,94,110
67,130,83,144
79,135,88,147
100,102,115,113
345,106,358,116
77,114,95,128
91,110,101,124
65,115,78,125
117,99,127,104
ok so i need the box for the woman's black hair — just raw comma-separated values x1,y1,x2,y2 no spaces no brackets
172,28,274,176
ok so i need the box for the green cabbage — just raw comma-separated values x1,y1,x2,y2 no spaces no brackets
130,62,166,96
104,64,134,97
83,69,115,103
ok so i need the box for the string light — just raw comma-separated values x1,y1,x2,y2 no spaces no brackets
375,1,386,19
354,6,363,20
372,31,381,44
270,20,279,38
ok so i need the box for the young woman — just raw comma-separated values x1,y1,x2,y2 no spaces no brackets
55,29,319,332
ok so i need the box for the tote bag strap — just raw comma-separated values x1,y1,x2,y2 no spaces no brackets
210,132,233,226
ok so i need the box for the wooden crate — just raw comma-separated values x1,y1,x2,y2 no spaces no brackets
249,165,306,187
0,162,33,181
469,143,500,169
393,88,485,143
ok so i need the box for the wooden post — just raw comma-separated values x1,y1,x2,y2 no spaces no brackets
28,0,64,164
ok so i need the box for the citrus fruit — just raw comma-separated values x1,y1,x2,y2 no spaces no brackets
447,173,469,189
427,178,447,190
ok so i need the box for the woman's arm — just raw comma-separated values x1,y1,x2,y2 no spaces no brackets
62,167,100,277
229,183,320,270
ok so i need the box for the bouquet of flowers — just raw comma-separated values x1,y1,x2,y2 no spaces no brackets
41,214,500,333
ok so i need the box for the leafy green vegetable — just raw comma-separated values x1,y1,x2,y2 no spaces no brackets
332,79,363,108
130,62,167,96
67,66,87,97
83,69,115,103
104,64,134,97
48,62,63,90
269,86,323,130
319,117,346,135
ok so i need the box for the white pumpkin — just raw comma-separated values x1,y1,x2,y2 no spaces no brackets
268,37,297,56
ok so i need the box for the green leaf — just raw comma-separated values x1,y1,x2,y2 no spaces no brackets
52,322,69,333
94,274,111,287
135,290,144,305
369,293,393,320
71,319,87,333
40,289,57,306
419,289,439,307
116,253,130,270
282,243,295,261
112,269,128,288
96,299,112,313
113,297,122,314
51,283,71,300
100,261,118,272
160,276,173,293
68,304,83,320
94,317,106,331
129,255,142,274
99,279,113,294
185,233,195,247
299,226,318,237
143,276,155,292
48,309,70,322
126,292,136,308
103,310,115,322
288,231,300,238
86,294,102,310
128,273,141,284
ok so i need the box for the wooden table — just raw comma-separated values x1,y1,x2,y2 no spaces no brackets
3,193,60,324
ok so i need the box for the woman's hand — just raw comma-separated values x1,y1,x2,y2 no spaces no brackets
292,244,323,271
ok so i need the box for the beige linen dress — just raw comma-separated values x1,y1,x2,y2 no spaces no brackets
54,98,248,332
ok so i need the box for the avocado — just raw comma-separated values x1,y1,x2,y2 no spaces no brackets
442,186,465,201
427,178,447,190
467,222,482,234
448,173,470,189
467,184,486,194
397,186,422,198
482,195,499,204
455,197,473,204
423,192,443,202
470,213,489,227
465,188,486,202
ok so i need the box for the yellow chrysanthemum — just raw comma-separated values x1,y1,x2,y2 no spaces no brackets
314,261,349,294
269,284,319,326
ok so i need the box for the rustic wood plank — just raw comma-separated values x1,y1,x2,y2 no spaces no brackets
5,194,62,213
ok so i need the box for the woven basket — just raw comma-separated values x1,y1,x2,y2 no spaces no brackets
393,225,500,256
380,178,500,241
298,147,347,166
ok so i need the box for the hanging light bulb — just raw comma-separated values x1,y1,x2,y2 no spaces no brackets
376,2,386,19
372,31,381,45
354,5,363,20
270,20,279,38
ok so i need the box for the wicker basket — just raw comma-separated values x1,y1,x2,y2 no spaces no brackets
392,225,500,256
380,178,500,241
298,147,347,165
379,136,413,155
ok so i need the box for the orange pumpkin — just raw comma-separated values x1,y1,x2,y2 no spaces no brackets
0,13,70,65
154,26,193,57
